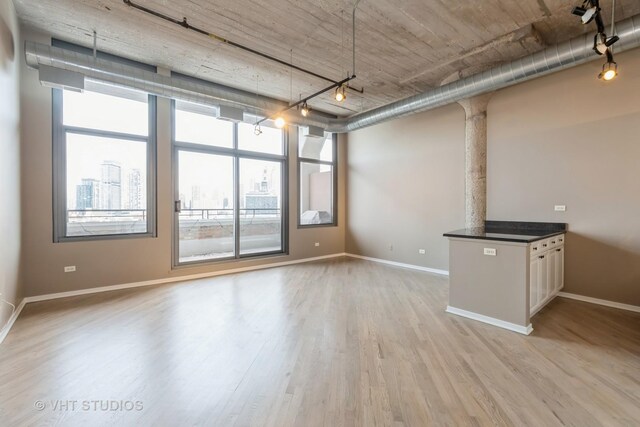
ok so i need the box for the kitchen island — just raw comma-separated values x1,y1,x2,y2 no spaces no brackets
443,221,567,334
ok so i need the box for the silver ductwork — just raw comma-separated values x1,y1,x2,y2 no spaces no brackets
25,13,640,133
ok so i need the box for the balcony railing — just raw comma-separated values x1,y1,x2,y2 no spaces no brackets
179,208,281,220
67,208,281,222
67,209,147,222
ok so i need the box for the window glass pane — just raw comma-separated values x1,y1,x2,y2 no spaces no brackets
66,133,148,236
238,122,283,155
63,89,149,136
178,151,235,263
175,105,233,148
299,130,333,162
300,162,333,225
239,158,282,255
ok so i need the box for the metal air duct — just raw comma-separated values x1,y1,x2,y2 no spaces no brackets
25,14,640,133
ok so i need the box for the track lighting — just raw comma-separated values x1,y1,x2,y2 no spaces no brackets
581,7,598,24
593,33,619,55
274,116,286,129
254,124,262,136
599,61,618,81
300,102,310,117
335,85,347,102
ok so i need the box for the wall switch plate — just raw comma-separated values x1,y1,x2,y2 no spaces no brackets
64,266,76,273
483,248,497,256
418,249,426,254
314,242,320,247
554,205,566,212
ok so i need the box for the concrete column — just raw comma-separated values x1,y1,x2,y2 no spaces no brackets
458,94,493,228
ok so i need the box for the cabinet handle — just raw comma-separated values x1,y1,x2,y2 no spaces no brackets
539,255,545,259
556,249,562,252
543,244,548,247
551,241,556,244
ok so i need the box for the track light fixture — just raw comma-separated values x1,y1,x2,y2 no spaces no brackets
571,0,621,81
572,5,598,24
254,124,262,136
599,61,618,81
274,116,286,129
300,102,310,117
335,85,347,102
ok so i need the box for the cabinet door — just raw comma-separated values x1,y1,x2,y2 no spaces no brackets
555,247,564,292
538,254,548,304
530,257,540,310
547,249,556,298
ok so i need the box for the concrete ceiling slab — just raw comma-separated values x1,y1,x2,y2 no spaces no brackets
14,0,640,116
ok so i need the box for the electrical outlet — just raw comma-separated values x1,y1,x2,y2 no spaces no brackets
314,242,320,247
64,266,76,273
483,248,497,256
418,249,426,255
554,205,566,212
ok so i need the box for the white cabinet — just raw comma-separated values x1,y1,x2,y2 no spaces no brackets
529,234,565,316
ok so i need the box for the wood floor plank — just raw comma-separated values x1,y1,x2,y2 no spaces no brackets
0,257,639,426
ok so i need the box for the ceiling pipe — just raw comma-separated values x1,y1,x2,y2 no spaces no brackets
25,13,640,133
326,12,640,133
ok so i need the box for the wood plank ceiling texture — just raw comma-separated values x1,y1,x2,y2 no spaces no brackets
14,0,640,116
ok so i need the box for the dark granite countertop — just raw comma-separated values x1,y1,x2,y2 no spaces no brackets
443,221,567,243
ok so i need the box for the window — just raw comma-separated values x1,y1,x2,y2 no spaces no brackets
53,83,157,241
298,129,337,226
173,101,287,265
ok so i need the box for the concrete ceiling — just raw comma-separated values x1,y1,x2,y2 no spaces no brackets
14,0,640,116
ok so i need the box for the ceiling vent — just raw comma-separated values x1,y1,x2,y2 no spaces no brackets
302,125,325,139
38,65,84,92
217,105,244,123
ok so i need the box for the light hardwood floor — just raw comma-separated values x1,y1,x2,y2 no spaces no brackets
1,257,639,426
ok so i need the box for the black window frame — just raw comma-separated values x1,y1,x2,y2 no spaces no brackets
297,132,338,228
171,100,289,268
51,40,158,243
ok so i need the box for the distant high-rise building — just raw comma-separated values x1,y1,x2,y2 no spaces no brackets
75,179,100,210
100,161,121,210
245,168,278,214
191,185,201,209
127,169,143,210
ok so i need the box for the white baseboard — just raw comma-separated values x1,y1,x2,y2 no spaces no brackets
23,253,348,304
558,292,640,313
0,298,27,345
446,306,533,335
345,253,449,276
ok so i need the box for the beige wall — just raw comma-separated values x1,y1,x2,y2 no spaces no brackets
345,48,640,306
346,103,466,271
487,48,640,306
20,28,346,298
0,0,21,329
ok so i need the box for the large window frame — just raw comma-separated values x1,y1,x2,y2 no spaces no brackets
52,88,158,243
171,100,289,268
297,133,338,228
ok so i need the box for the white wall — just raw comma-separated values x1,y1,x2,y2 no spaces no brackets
0,0,21,330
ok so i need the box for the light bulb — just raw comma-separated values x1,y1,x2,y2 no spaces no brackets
599,62,618,81
254,125,262,136
274,116,286,128
603,69,617,81
300,103,310,117
335,86,346,102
